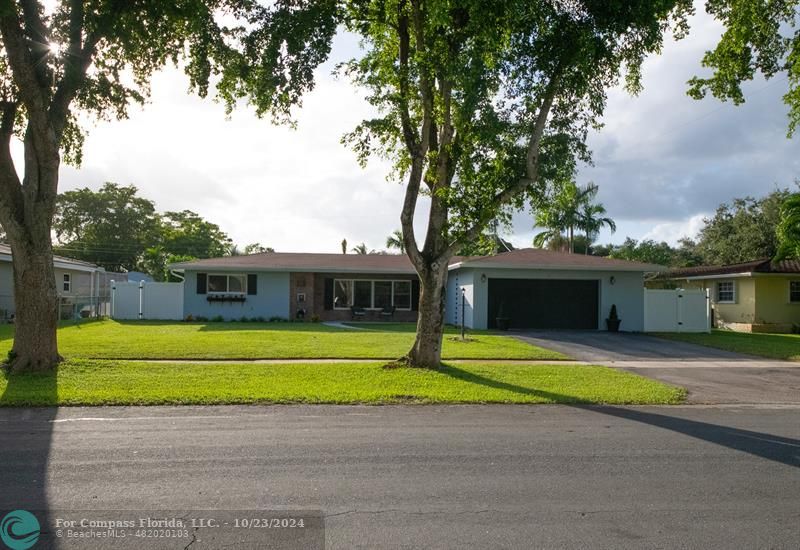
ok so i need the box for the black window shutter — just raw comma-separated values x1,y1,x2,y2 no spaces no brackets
411,279,420,311
197,273,207,294
247,274,257,295
324,278,334,310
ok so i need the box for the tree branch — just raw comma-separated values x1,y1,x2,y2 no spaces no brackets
0,0,50,136
0,100,25,240
397,5,418,155
445,70,562,257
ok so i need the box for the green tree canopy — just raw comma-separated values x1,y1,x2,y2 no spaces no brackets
776,193,800,260
689,0,800,135
53,185,233,275
54,183,160,271
0,0,319,371
605,237,681,267
693,188,790,264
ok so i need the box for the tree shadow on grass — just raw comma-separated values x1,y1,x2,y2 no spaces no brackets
0,367,57,539
438,363,591,404
440,364,800,468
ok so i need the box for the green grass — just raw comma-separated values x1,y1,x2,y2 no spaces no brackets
0,319,564,361
655,330,800,361
0,360,685,406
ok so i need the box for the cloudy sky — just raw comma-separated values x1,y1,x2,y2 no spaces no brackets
31,2,800,253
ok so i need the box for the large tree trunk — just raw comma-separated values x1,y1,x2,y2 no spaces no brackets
8,239,61,372
406,265,448,369
2,133,63,373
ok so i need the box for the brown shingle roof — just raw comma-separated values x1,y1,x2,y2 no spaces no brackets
664,258,800,278
454,248,666,272
170,252,420,273
171,248,664,273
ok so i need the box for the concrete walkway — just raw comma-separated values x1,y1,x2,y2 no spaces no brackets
514,331,800,405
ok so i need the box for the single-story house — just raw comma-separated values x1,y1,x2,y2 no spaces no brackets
0,243,120,319
170,248,663,330
655,258,800,333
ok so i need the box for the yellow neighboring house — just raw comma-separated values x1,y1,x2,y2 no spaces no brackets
655,259,800,333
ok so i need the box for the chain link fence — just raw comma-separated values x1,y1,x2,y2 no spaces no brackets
0,293,112,322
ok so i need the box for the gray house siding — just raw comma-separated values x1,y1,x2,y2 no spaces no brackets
182,270,290,320
453,267,645,331
0,262,103,318
0,262,12,317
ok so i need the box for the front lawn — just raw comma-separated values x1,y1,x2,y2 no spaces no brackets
0,320,563,361
0,360,685,406
654,330,800,361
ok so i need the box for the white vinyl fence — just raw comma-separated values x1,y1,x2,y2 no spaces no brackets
644,288,710,333
111,281,184,320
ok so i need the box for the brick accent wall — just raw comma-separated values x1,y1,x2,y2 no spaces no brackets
311,272,418,322
289,272,315,320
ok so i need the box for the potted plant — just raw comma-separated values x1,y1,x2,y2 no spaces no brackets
606,304,621,332
495,302,511,331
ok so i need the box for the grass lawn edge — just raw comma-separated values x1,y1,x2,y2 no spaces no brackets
0,360,686,407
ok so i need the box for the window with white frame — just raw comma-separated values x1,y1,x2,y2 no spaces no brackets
393,281,411,310
333,280,353,309
716,281,735,303
333,279,413,310
207,273,246,294
790,281,800,303
62,273,71,293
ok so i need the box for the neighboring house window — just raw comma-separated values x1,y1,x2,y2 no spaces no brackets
790,281,800,303
62,273,71,293
207,274,247,294
333,279,413,310
716,281,735,303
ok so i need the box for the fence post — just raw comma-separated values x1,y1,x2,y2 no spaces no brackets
461,287,466,339
138,280,144,320
110,280,115,319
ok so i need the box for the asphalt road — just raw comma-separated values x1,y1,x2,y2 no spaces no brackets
515,331,800,404
0,405,798,549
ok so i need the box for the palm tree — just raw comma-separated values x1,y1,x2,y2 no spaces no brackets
386,229,405,253
351,243,369,255
533,181,597,253
579,202,616,255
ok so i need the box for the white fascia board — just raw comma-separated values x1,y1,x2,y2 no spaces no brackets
170,265,417,275
450,262,663,273
53,260,98,273
681,272,753,281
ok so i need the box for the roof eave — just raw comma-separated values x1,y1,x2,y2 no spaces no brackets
452,261,665,272
669,272,753,280
169,264,417,275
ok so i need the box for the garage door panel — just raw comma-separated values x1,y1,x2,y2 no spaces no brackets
488,278,598,329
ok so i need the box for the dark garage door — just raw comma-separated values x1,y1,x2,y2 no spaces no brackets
488,278,599,329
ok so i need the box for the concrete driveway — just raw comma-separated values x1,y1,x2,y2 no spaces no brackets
515,331,800,405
